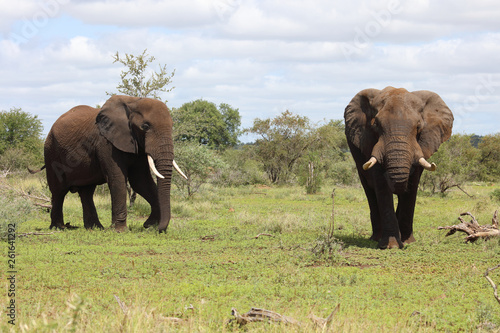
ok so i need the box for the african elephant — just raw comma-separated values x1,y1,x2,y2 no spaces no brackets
344,87,453,249
37,95,186,232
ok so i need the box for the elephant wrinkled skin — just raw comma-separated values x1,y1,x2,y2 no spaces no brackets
344,87,454,249
42,95,177,232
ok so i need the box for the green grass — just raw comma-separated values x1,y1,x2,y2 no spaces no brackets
1,174,500,332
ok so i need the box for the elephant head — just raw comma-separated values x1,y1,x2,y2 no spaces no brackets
96,95,185,231
345,87,454,194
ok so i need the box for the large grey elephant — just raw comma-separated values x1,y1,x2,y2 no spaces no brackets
34,95,186,232
344,87,454,249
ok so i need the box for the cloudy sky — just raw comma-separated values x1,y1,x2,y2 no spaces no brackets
1,0,499,141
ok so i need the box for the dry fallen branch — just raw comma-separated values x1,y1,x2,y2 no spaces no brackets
229,305,339,328
1,169,12,178
0,183,52,210
438,211,500,242
253,233,274,239
230,307,301,326
484,265,500,305
18,231,61,238
309,303,340,330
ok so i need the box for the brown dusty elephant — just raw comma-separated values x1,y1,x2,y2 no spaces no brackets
344,87,454,249
34,95,186,232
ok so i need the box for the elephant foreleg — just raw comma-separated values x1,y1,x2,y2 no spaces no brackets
372,173,404,249
107,177,129,232
396,167,423,244
128,160,160,228
359,174,382,241
78,185,103,229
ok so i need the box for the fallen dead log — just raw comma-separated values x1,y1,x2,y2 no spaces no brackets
230,307,301,326
229,304,339,329
438,211,500,243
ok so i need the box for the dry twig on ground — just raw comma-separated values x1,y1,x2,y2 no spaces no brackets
253,233,274,239
438,211,499,242
18,232,60,237
229,305,339,329
484,265,500,306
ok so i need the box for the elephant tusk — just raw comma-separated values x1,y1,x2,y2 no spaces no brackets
363,157,377,170
173,160,188,180
419,157,436,171
147,155,165,179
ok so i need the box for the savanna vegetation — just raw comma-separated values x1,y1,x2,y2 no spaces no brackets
1,50,499,331
1,175,500,332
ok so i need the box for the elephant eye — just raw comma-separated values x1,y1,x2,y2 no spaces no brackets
141,123,151,131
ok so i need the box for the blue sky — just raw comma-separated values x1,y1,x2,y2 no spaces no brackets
1,0,500,141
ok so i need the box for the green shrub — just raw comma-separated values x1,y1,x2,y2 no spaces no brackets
0,192,34,239
490,189,500,202
326,159,358,185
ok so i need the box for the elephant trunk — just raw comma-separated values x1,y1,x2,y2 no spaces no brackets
147,138,174,232
384,136,412,194
155,157,173,232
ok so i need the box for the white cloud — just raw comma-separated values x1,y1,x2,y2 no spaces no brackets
1,0,500,137
66,0,216,28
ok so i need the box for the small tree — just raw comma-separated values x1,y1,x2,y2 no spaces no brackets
0,108,43,170
172,100,241,150
173,142,226,198
420,134,480,195
212,145,267,187
296,119,351,192
297,151,323,194
246,110,317,184
478,133,500,181
108,49,175,101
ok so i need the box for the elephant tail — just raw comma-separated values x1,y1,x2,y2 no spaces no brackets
28,165,46,174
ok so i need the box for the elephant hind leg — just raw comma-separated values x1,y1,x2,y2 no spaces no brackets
359,174,382,241
50,190,68,229
78,185,103,229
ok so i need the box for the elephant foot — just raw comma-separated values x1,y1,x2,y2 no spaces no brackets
94,221,105,230
403,233,416,245
370,232,382,242
378,236,404,249
50,222,68,230
113,222,128,233
50,224,63,230
84,221,104,230
143,219,159,229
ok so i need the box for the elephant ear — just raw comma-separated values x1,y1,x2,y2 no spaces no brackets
344,88,380,154
96,95,140,154
412,90,454,158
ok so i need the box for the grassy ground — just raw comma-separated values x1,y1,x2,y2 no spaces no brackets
1,173,500,332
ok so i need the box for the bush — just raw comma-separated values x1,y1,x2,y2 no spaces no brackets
297,153,323,194
0,107,44,171
0,146,43,171
490,189,500,202
173,142,226,198
420,134,480,194
0,191,34,240
325,158,358,186
211,148,267,187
